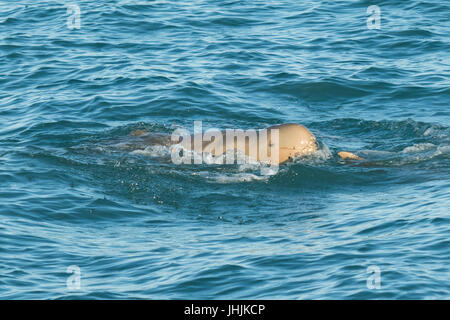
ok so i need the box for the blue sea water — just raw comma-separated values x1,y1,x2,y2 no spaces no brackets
1,0,449,299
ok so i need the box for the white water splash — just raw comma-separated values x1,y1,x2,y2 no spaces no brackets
292,142,332,165
206,172,271,184
130,145,171,157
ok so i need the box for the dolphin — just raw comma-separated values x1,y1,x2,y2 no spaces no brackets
130,123,363,164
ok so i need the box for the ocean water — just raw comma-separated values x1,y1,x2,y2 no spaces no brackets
1,0,449,299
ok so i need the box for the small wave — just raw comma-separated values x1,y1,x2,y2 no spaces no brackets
434,145,450,157
401,143,436,153
423,126,450,139
267,80,371,101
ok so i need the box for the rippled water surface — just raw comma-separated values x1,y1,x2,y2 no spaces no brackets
1,0,449,299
